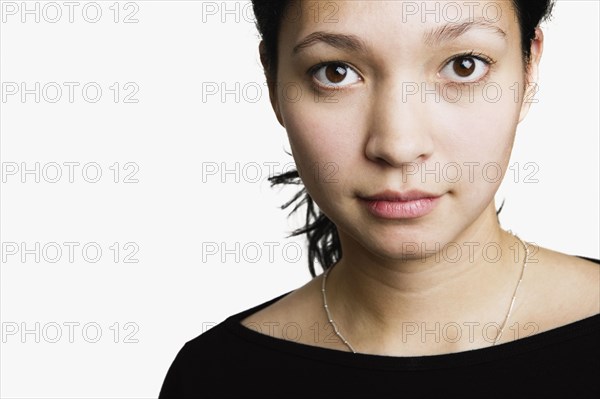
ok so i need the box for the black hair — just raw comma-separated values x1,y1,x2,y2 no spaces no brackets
252,0,555,278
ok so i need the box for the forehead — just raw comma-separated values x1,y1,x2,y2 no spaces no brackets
280,1,518,51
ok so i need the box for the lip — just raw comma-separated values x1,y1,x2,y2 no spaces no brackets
360,189,440,201
359,190,443,219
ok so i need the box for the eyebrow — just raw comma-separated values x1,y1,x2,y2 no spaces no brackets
292,18,507,56
423,17,507,46
292,31,368,56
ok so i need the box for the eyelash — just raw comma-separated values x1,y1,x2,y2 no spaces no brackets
443,50,497,87
306,51,497,91
306,59,359,92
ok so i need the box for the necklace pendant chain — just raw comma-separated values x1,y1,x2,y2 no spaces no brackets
321,232,530,354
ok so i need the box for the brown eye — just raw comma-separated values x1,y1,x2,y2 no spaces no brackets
325,64,348,83
439,54,491,83
453,56,476,77
312,62,361,88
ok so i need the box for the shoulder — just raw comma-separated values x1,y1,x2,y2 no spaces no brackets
162,320,232,377
240,281,319,329
159,321,246,398
184,291,296,354
164,291,294,366
159,293,299,398
528,246,599,303
239,276,341,349
514,246,600,333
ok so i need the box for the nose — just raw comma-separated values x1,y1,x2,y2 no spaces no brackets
364,80,435,167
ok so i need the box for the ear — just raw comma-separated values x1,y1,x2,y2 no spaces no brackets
518,27,544,123
259,41,285,127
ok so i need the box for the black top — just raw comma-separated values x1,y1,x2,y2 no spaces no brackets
159,256,600,398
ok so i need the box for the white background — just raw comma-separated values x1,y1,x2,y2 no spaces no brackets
0,1,598,397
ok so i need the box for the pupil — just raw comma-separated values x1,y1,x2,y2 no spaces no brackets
326,64,347,83
454,57,475,77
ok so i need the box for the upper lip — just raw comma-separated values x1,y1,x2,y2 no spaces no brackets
360,189,441,201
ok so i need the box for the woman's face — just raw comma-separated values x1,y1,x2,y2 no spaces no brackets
268,1,541,258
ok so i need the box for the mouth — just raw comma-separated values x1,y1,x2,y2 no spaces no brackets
360,189,441,202
358,190,443,219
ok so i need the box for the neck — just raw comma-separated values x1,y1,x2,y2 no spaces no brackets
324,204,528,352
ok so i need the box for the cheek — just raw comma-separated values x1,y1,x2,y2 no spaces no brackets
281,100,363,193
429,92,521,209
436,92,520,167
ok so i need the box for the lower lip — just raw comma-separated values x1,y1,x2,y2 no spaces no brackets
360,196,441,219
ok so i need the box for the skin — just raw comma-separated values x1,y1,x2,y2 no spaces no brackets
242,0,600,356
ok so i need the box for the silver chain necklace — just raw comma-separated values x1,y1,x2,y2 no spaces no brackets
321,232,530,354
